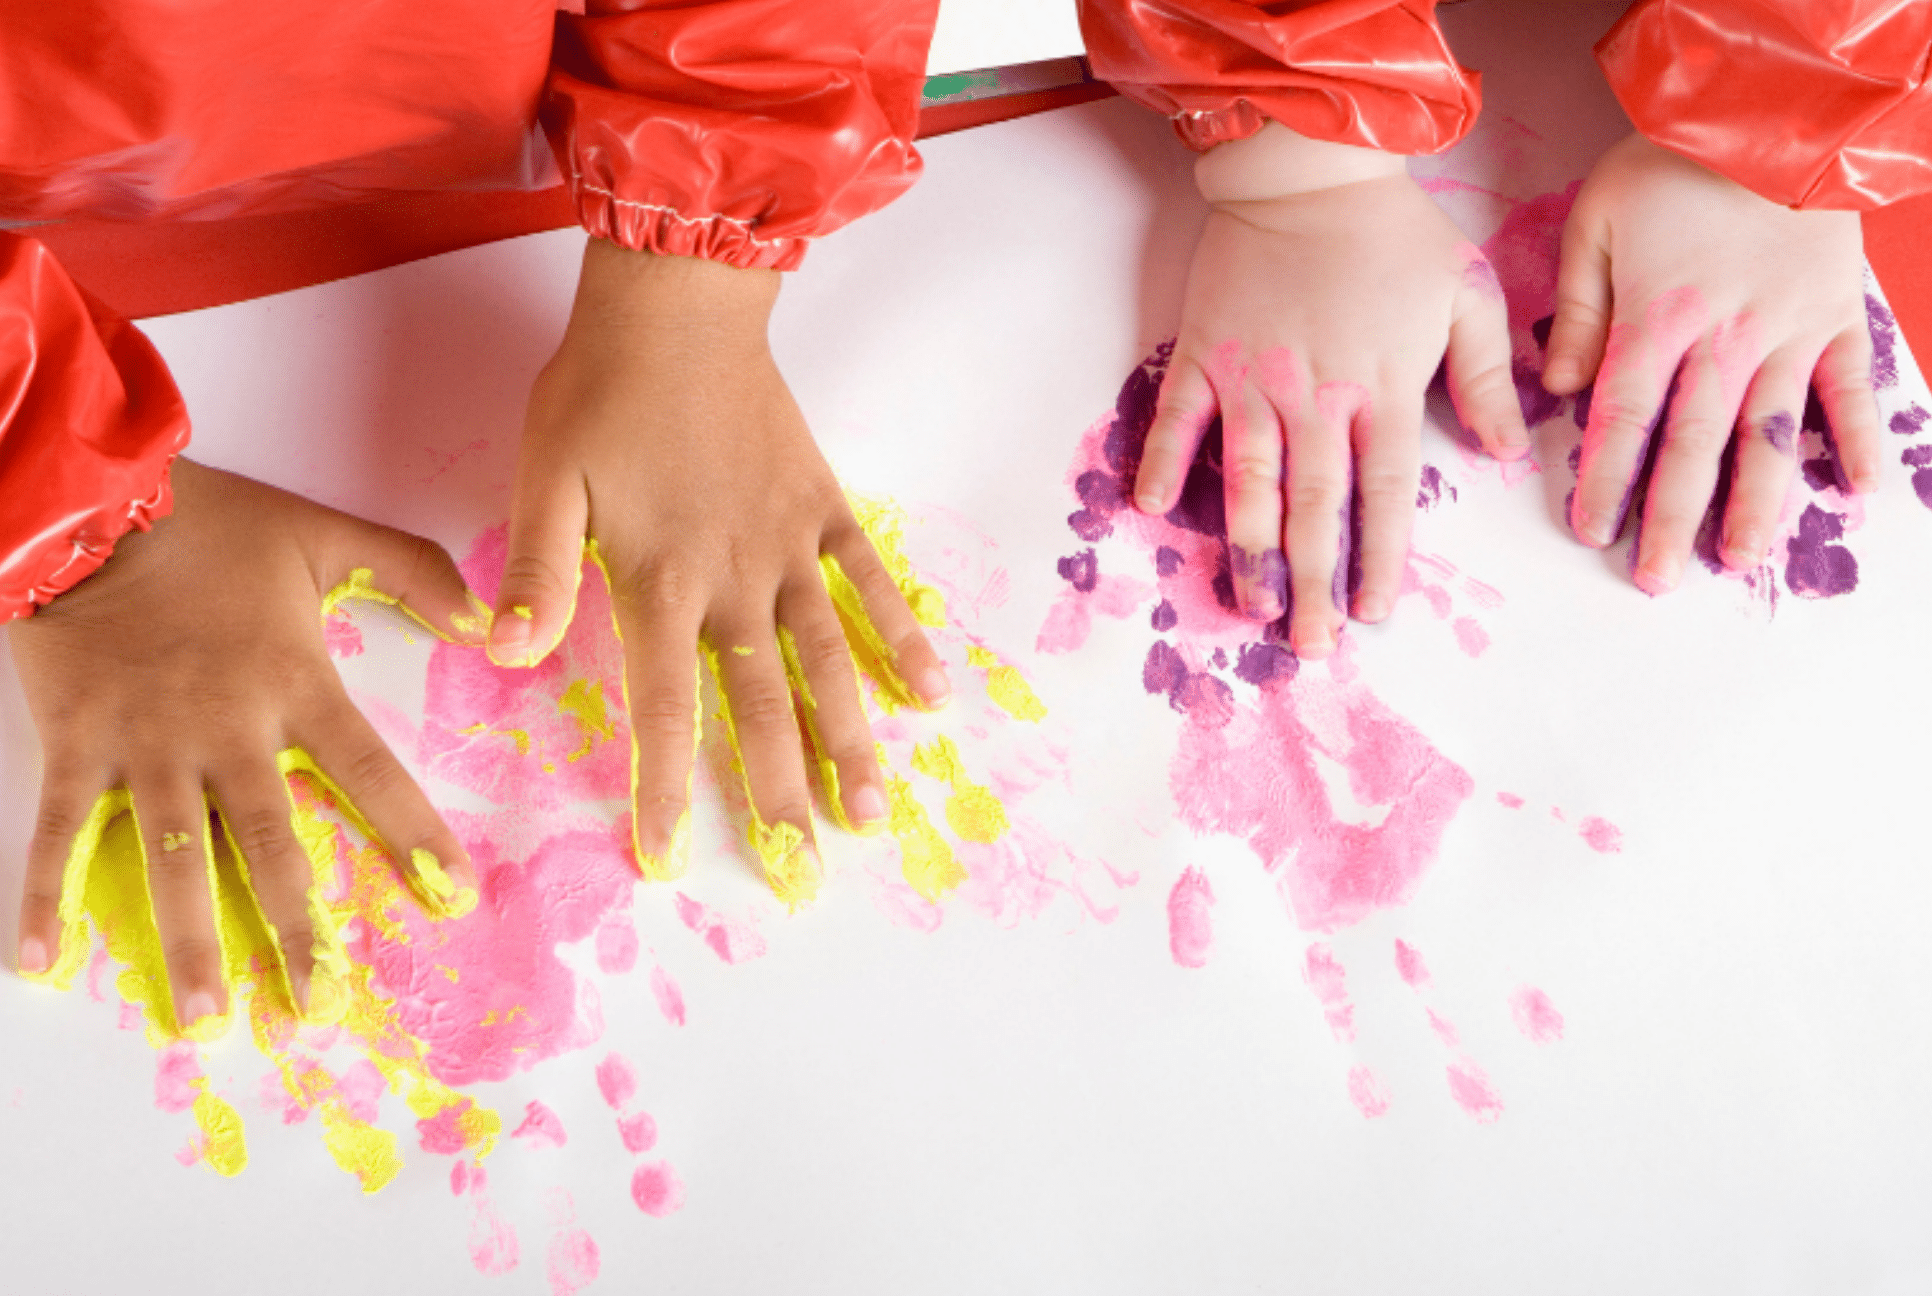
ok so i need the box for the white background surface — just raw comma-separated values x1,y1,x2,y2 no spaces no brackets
929,0,1083,75
5,4,1932,1293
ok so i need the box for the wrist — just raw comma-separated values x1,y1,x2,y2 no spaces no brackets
1194,122,1408,204
568,239,780,351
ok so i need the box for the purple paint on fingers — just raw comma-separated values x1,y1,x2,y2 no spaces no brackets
1230,544,1288,621
1760,411,1797,455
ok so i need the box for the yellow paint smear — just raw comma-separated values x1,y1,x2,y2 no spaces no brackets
911,736,1010,844
558,678,615,763
320,1102,402,1194
320,567,465,644
776,626,880,838
702,641,820,910
193,1090,249,1177
966,646,1047,723
822,495,948,714
885,770,965,901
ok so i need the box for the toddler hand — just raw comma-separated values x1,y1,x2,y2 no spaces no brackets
1136,125,1528,655
1543,132,1880,589
9,460,482,1028
492,242,948,899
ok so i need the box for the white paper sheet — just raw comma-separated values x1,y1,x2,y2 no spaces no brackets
5,4,1932,1292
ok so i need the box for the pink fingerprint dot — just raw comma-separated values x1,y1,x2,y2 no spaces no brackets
595,1053,638,1111
547,1228,601,1296
1510,986,1565,1044
1347,1066,1390,1119
1392,939,1432,990
1165,866,1216,968
1446,1061,1504,1124
512,1100,569,1149
617,1110,658,1154
1578,816,1622,854
650,965,687,1027
631,1162,685,1218
1495,791,1524,809
1451,616,1490,658
153,1043,202,1114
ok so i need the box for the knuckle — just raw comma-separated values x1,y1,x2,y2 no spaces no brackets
624,563,703,621
1224,455,1283,497
221,802,299,868
336,741,409,803
629,690,698,741
1287,479,1345,517
1663,415,1730,458
790,624,855,685
31,797,93,852
726,684,796,735
274,920,318,961
162,934,220,977
499,551,574,604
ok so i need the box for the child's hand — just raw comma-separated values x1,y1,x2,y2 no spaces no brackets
493,241,949,888
1543,132,1880,589
9,459,482,1025
1136,124,1527,656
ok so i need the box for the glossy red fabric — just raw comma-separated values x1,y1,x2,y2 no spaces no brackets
0,0,937,617
546,0,941,270
0,234,189,623
1598,0,1932,210
1077,0,1483,154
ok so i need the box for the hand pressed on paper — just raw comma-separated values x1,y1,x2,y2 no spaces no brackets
1136,126,1529,657
9,459,484,1030
491,241,949,902
1543,132,1881,591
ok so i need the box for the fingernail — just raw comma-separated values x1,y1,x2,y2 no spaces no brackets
488,616,531,667
1293,625,1335,659
19,936,49,976
851,783,889,828
1136,489,1168,514
1354,591,1390,622
1721,531,1762,570
289,967,312,1014
1634,556,1681,596
1854,470,1881,495
1544,359,1575,389
1574,510,1609,547
916,666,952,708
180,991,220,1030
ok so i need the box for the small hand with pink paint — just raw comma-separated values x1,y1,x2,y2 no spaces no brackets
1543,132,1882,591
493,241,950,890
8,459,483,1028
1135,123,1530,656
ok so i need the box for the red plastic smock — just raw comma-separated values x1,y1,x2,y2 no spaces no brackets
0,0,939,622
1598,0,1932,211
1076,0,1484,155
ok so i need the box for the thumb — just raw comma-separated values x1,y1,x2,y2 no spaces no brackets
321,522,488,646
1542,210,1613,396
1447,255,1532,461
489,475,589,668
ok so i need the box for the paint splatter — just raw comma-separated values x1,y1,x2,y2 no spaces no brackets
547,1226,600,1296
1495,792,1524,809
630,1161,685,1218
1165,867,1215,968
1452,616,1490,658
673,894,769,965
649,965,687,1026
595,1053,638,1111
1577,817,1623,855
1393,940,1432,990
1510,986,1565,1044
1445,1061,1504,1124
594,912,639,975
1347,1066,1390,1119
512,1101,568,1150
1303,944,1356,1043
617,1110,658,1154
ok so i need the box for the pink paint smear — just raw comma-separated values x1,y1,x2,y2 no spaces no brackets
1510,986,1566,1044
1165,867,1215,968
631,1161,685,1218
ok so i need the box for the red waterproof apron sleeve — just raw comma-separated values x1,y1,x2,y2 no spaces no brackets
1077,0,1483,155
1599,0,1932,210
0,234,189,624
543,0,944,270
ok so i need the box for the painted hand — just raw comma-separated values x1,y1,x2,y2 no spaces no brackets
492,241,949,899
8,459,483,1029
1543,132,1880,591
1136,127,1527,656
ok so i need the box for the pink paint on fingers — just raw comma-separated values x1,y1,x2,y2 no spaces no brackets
1446,1061,1504,1124
1510,986,1565,1044
1303,943,1356,1042
1347,1066,1391,1119
650,965,687,1026
595,1053,638,1111
1578,816,1622,853
674,894,768,964
1393,939,1432,990
512,1100,568,1149
631,1162,685,1218
1166,867,1216,968
323,610,364,659
1251,345,1305,412
617,1110,658,1154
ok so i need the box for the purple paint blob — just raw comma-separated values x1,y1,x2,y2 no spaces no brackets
1067,509,1112,542
1174,674,1235,729
1530,314,1555,349
1416,465,1458,510
1760,411,1797,456
1142,641,1187,697
1571,385,1593,431
1892,406,1929,437
1057,549,1099,593
1154,546,1184,577
1913,469,1932,511
1076,468,1128,515
1785,504,1859,598
1901,445,1932,468
1234,642,1297,687
1867,292,1899,390
1150,600,1179,632
1801,457,1841,493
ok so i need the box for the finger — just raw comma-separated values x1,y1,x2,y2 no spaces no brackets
207,758,331,1017
1721,348,1811,568
1815,323,1883,494
1448,267,1533,460
1632,340,1752,593
1219,370,1288,623
490,470,588,668
705,618,822,909
821,519,950,710
1284,383,1359,657
1570,318,1680,548
127,774,228,1036
1543,207,1612,395
295,702,475,921
1351,389,1424,623
614,580,704,880
19,760,112,981
323,527,490,647
776,577,889,835
1135,356,1219,514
